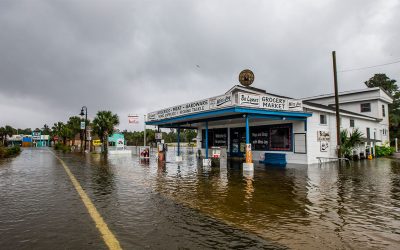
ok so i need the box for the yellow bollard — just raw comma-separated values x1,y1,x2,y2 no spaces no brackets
245,144,252,163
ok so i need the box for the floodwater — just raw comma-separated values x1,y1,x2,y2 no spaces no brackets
1,148,399,249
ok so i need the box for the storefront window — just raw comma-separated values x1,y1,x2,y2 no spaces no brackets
269,126,291,151
203,124,292,152
201,128,227,148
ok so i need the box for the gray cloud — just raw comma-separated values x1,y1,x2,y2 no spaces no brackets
0,0,399,130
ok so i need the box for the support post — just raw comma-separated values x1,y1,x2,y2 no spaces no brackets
203,121,211,166
177,127,180,156
243,114,254,171
396,138,398,152
205,122,208,159
144,115,146,146
176,126,182,162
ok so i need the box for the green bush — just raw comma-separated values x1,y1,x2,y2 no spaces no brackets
375,144,395,157
0,146,21,158
54,143,71,153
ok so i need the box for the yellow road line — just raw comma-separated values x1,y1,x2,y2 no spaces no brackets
50,151,122,250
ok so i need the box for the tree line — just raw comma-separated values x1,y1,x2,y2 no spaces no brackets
0,110,197,153
122,129,197,146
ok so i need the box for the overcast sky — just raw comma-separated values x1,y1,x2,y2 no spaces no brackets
1,0,399,130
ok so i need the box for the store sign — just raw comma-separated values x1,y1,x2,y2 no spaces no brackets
240,92,303,111
209,94,232,109
317,131,330,141
148,98,209,121
93,140,102,146
288,100,302,110
238,93,260,107
260,95,288,110
32,132,41,140
148,90,303,122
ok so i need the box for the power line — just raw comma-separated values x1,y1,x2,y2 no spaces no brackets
339,59,400,73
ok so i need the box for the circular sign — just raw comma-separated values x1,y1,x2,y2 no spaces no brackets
239,69,254,86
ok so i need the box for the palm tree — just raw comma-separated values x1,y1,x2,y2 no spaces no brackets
340,128,363,159
59,125,72,145
52,122,65,144
42,124,51,135
92,111,119,154
67,116,83,147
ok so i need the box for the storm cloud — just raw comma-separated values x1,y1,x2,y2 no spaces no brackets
1,0,399,130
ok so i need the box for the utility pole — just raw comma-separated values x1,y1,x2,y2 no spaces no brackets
332,51,341,159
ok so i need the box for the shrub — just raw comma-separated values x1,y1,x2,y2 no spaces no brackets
54,143,71,153
0,146,21,158
375,144,395,157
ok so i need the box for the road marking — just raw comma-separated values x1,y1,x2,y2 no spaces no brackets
50,151,122,250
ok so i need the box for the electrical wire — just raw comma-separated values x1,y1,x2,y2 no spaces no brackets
339,59,400,73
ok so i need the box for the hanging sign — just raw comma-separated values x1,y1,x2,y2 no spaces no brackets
80,121,85,130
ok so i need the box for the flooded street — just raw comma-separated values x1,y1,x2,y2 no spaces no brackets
1,148,400,249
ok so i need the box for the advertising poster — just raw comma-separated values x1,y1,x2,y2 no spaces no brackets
139,146,150,158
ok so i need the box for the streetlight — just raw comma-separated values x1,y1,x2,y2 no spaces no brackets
80,106,88,152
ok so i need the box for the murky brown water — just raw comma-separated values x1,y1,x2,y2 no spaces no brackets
1,148,400,249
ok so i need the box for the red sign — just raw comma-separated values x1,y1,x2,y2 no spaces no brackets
54,136,59,141
128,115,139,124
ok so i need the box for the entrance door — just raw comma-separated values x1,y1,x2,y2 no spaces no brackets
230,127,246,157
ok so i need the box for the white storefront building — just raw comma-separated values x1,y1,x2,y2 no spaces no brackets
146,82,392,165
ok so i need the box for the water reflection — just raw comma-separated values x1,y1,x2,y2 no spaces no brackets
2,148,399,249
140,149,400,249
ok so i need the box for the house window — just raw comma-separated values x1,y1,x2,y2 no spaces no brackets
320,114,327,125
366,127,370,139
350,119,355,128
382,105,386,117
361,103,371,112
